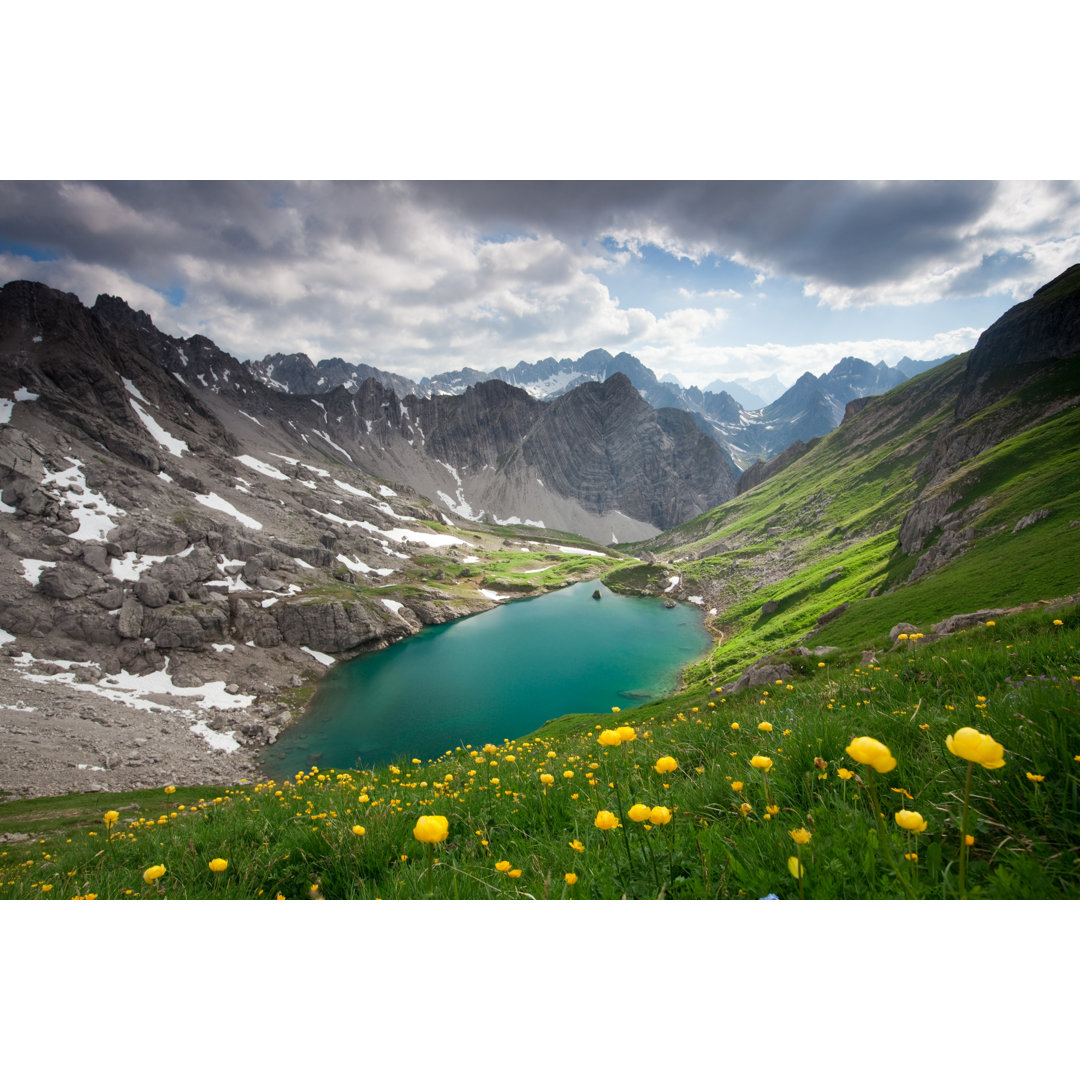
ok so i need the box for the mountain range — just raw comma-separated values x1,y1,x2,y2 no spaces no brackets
250,346,953,470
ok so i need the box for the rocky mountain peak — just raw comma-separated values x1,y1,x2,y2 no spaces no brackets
957,263,1080,419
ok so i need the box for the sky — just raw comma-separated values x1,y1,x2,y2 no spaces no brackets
3,179,1078,390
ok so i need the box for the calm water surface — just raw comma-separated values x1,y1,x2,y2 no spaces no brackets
262,579,711,777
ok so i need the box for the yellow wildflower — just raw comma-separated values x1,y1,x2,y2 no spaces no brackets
413,815,449,843
845,736,897,773
894,810,928,833
946,728,1005,770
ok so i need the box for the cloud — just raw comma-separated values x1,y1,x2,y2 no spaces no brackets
1,181,1077,380
632,327,983,389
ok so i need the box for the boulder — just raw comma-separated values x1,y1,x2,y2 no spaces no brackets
38,564,99,600
81,543,111,574
91,586,124,610
151,615,205,650
732,662,794,692
1013,508,1050,533
118,598,144,639
135,578,169,608
274,598,384,654
889,622,920,642
932,610,1008,636
816,602,848,627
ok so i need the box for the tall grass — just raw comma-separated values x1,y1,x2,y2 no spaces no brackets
3,607,1077,900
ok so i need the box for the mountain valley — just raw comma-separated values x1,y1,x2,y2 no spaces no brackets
1,265,1078,802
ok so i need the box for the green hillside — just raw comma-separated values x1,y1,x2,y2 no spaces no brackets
608,344,1080,689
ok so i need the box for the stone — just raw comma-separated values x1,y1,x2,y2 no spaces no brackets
889,622,920,642
816,602,848,627
38,564,99,600
732,662,794,692
1013,508,1050,533
135,578,169,608
118,598,144,639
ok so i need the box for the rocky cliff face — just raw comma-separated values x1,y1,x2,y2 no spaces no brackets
895,265,1080,562
956,263,1080,420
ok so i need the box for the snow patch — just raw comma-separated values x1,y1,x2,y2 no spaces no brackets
0,399,14,424
41,458,124,541
688,596,705,605
312,429,352,461
558,547,605,557
130,399,189,457
235,454,290,481
20,559,56,586
14,387,39,402
381,598,405,615
121,377,150,404
337,553,394,577
194,492,263,530
664,575,681,593
479,589,510,602
301,646,336,667
334,479,374,499
238,410,264,427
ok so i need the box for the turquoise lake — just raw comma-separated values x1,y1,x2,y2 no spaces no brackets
262,579,711,778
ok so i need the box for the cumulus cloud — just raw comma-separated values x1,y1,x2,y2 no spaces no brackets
633,327,983,390
1,180,1077,379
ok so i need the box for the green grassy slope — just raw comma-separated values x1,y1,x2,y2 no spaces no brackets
607,349,1080,688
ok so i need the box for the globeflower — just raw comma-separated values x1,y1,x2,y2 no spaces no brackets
844,737,897,773
789,828,811,845
654,756,678,775
894,810,928,833
594,810,619,830
628,803,651,823
569,839,585,853
208,858,228,872
540,773,554,785
598,729,622,747
352,825,366,836
615,726,636,742
495,860,512,873
836,768,854,781
564,872,578,885
102,810,119,827
163,785,176,795
649,806,672,825
946,727,1005,769
758,721,773,733
413,815,449,844
142,864,166,884
749,755,773,772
